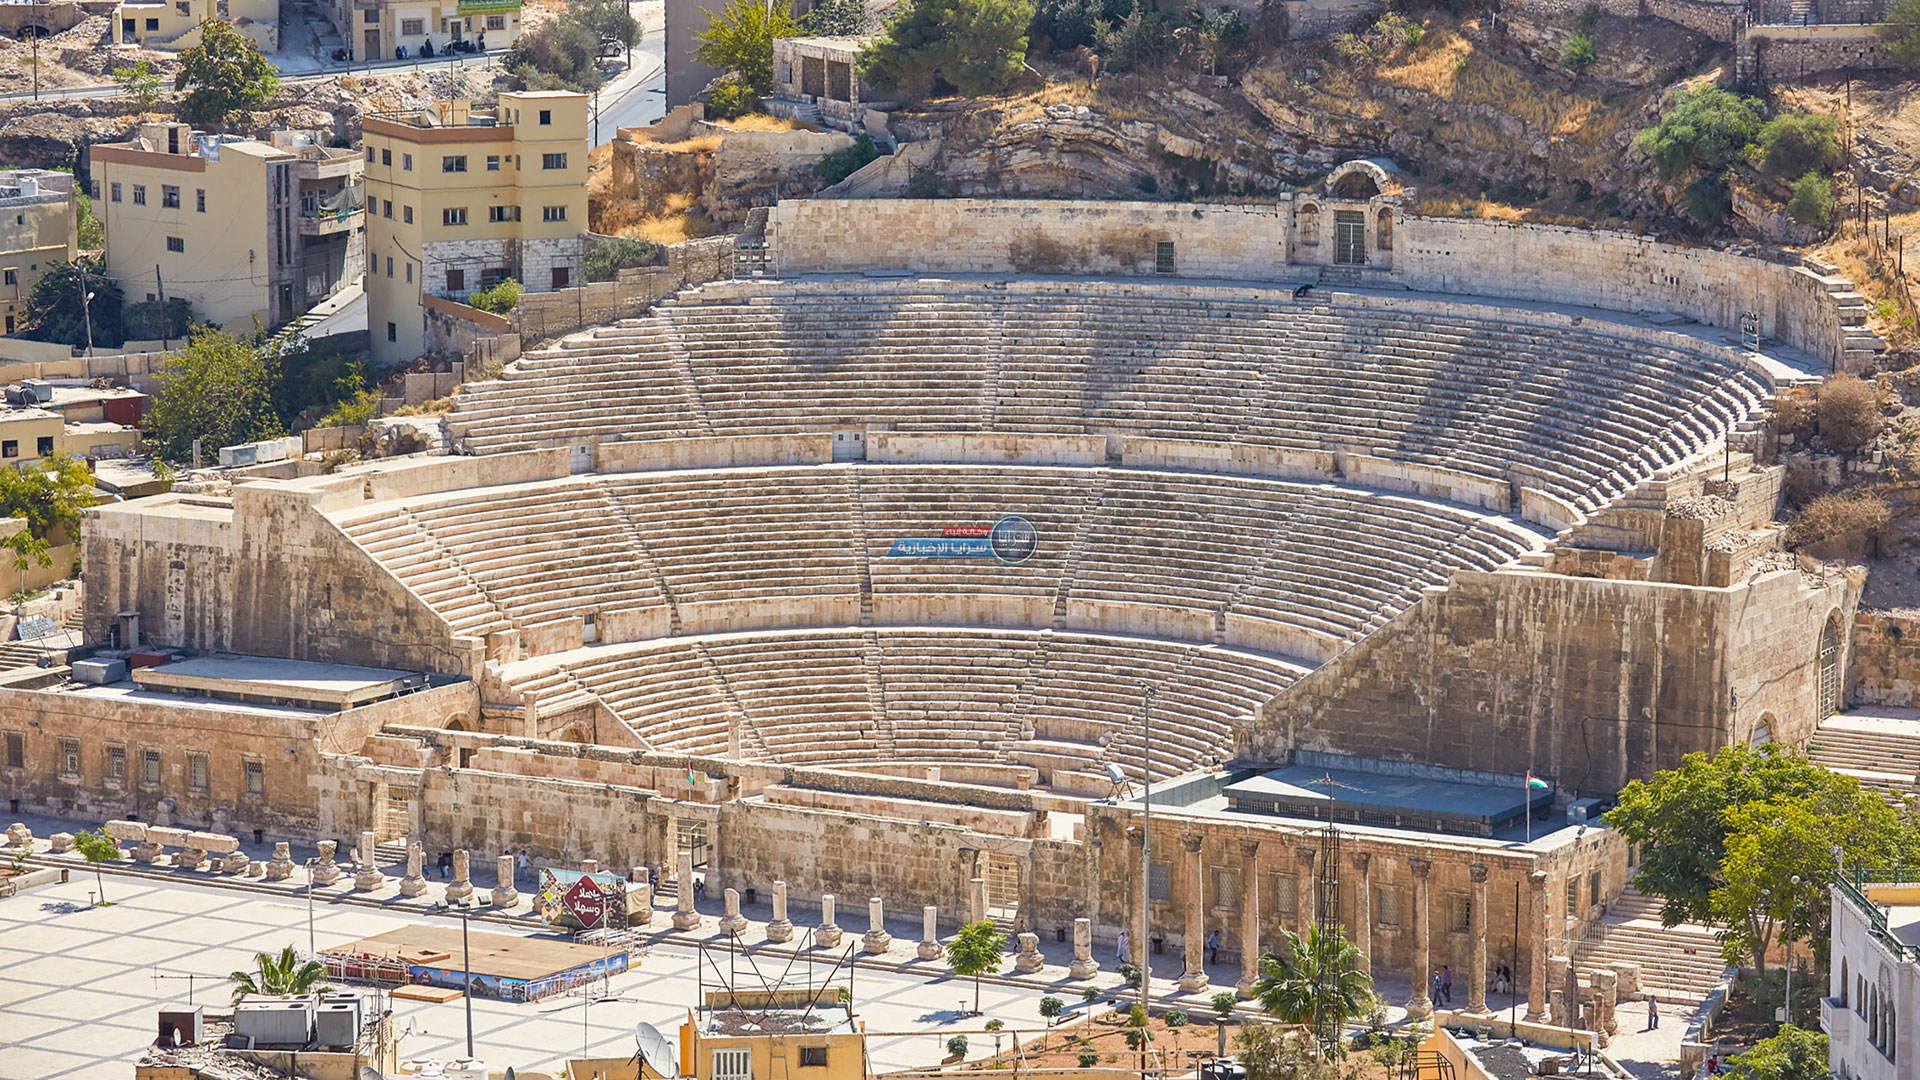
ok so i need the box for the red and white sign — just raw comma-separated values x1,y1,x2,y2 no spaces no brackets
563,877,606,927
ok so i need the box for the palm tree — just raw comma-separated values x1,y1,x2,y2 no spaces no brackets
1251,925,1375,1058
229,945,331,1005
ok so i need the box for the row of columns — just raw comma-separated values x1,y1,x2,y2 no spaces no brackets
1165,834,1552,1017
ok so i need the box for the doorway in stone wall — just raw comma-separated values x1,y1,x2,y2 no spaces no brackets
676,817,709,867
377,788,412,843
983,852,1021,927
1333,211,1367,264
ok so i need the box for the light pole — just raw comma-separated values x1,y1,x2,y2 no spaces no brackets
435,899,476,1060
1137,681,1154,1013
305,857,318,956
1785,874,1800,1026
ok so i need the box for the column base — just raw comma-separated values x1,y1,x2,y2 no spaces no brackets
1069,959,1100,979
1235,975,1258,999
719,914,750,934
353,869,385,892
1522,1008,1546,1023
816,926,843,949
861,930,892,954
765,919,794,943
1459,1002,1495,1016
490,886,519,908
1404,995,1433,1019
399,875,428,898
1177,972,1210,993
919,940,943,961
672,910,704,931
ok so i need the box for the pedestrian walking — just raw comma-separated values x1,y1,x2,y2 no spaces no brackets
516,849,530,884
1647,995,1660,1030
1430,971,1443,1004
1117,928,1132,964
1442,965,1453,1003
1206,929,1220,965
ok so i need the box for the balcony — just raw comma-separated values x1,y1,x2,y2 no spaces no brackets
298,205,363,235
1821,996,1850,1037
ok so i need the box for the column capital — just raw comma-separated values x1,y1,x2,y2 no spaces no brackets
1295,846,1317,866
1238,839,1261,860
1181,833,1205,854
1408,856,1432,879
1469,863,1490,884
1126,827,1145,848
1350,850,1371,873
1528,869,1549,889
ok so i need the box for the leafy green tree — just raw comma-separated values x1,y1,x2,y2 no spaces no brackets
856,0,1035,97
469,277,524,314
1879,0,1920,65
173,20,281,132
142,327,286,462
1250,925,1376,1057
75,191,104,251
1561,30,1595,68
946,1034,969,1059
1039,995,1064,1026
1094,0,1175,74
803,0,872,35
569,0,640,49
229,945,330,1005
0,455,96,570
22,257,123,348
1760,112,1841,180
820,133,884,185
1725,1026,1828,1080
1787,172,1834,227
269,333,371,430
695,0,800,91
945,919,1005,1014
503,18,606,92
584,236,665,282
1636,86,1766,224
1235,1019,1333,1080
702,77,760,118
122,297,201,342
71,826,121,905
113,59,166,110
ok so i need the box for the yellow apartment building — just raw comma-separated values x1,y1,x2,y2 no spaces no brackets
362,92,587,365
679,1002,868,1080
0,170,79,338
113,0,279,50
92,124,364,332
328,0,522,61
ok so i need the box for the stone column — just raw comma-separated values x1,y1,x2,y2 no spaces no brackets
1525,871,1549,1022
969,876,987,925
1178,834,1209,992
720,887,749,933
446,849,473,903
1236,840,1261,997
862,897,892,953
1069,916,1098,978
1014,931,1044,973
1406,857,1433,1018
766,880,793,942
399,841,428,898
919,905,942,960
1351,852,1373,979
353,831,384,892
817,894,843,949
491,855,519,907
1594,968,1619,1044
1467,864,1491,1013
672,851,702,930
265,842,295,881
1295,847,1317,934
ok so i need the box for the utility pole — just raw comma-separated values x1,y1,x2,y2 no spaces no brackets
155,264,172,350
30,0,40,101
77,262,96,359
1137,682,1153,1015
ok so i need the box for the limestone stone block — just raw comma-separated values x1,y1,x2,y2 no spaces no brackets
581,859,599,875
719,887,749,934
130,841,162,864
917,905,941,961
265,842,295,881
152,798,175,827
188,832,238,855
1610,961,1641,1000
765,880,793,943
48,832,74,854
5,822,32,846
446,849,473,903
249,860,265,876
671,851,701,931
105,819,149,843
146,826,189,848
1014,932,1044,974
354,863,386,892
174,846,206,871
312,840,341,886
399,841,428,898
631,881,652,927
816,894,842,950
221,851,250,875
1069,917,1099,978
490,855,519,908
861,897,891,954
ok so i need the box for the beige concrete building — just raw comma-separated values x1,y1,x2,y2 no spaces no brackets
113,0,279,50
328,0,522,61
362,93,588,365
92,124,363,332
0,170,78,338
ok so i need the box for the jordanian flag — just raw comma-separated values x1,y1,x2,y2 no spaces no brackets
1526,773,1549,790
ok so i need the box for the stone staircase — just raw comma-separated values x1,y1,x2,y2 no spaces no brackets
1805,709,1920,798
1571,886,1729,1004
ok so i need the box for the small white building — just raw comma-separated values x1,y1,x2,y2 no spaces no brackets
1826,871,1916,1080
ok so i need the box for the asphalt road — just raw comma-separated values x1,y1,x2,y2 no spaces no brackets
0,49,503,107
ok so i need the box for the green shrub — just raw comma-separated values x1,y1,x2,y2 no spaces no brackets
703,77,760,120
1783,489,1890,550
1078,1051,1100,1069
1759,112,1841,179
584,236,665,282
1117,961,1142,988
1039,996,1064,1020
820,133,884,186
1787,171,1834,226
946,1035,969,1059
1165,1008,1188,1027
316,386,381,429
469,278,524,315
1815,372,1886,451
1561,30,1595,68
1637,86,1766,180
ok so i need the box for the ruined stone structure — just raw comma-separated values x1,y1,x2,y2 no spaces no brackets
6,189,1879,1004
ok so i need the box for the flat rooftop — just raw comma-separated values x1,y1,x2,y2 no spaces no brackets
133,653,428,708
326,925,612,982
1224,763,1547,828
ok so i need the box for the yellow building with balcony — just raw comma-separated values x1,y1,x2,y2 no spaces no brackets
361,92,588,365
330,0,523,62
114,0,279,50
0,170,77,339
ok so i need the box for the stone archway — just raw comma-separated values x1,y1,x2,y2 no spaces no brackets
1818,615,1842,716
1749,712,1776,745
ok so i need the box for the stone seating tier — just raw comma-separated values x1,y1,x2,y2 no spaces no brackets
443,280,1773,517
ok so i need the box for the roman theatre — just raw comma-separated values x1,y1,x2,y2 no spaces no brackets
5,166,1882,1013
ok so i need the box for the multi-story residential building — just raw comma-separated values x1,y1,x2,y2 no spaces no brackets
327,0,522,62
91,124,364,331
0,170,78,338
362,92,587,365
1826,869,1916,1080
113,0,278,50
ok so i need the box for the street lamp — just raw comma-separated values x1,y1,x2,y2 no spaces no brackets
434,899,476,1061
1138,681,1154,1014
305,857,318,956
1785,874,1801,1027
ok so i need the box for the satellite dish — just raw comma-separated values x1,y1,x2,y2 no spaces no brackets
360,1068,386,1080
635,1021,678,1077
505,1069,517,1080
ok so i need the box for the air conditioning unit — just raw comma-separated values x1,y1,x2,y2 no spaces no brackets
19,379,53,404
314,994,363,1048
71,658,128,685
233,996,315,1046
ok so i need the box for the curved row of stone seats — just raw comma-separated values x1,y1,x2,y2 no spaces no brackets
337,513,512,639
444,280,1772,516
506,627,1304,782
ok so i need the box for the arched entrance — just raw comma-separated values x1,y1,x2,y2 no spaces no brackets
1818,617,1842,716
1749,713,1775,746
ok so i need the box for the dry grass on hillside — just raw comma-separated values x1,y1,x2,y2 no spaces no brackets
595,192,717,245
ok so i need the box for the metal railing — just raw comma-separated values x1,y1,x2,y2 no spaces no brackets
1836,869,1920,961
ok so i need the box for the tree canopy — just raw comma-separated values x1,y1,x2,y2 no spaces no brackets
1759,112,1841,180
22,257,123,349
113,59,166,110
230,945,330,1005
0,455,96,570
1250,924,1375,1058
945,919,1005,1014
142,328,287,462
803,0,872,35
1634,85,1766,224
1725,1026,1829,1080
694,0,800,92
71,826,121,904
857,0,1035,98
173,19,281,132
1881,0,1920,65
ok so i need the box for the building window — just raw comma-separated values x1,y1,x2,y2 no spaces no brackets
2,441,18,459
107,744,127,785
488,205,515,223
1267,871,1296,915
382,199,392,218
446,268,465,292
244,759,264,795
4,731,22,768
2,270,12,286
543,205,567,222
366,146,375,162
486,156,501,172
387,322,397,342
381,148,391,166
364,8,375,21
1565,878,1579,917
403,205,414,224
713,1049,751,1080
552,266,570,289
166,236,184,253
443,155,468,173
142,747,161,785
406,262,413,284
486,13,505,29
403,154,412,171
36,436,53,457
798,1047,828,1069
401,17,424,34
539,109,552,125
1446,892,1471,934
386,256,393,278
1148,862,1170,903
1211,867,1240,912
132,184,147,205
1155,240,1175,274
111,182,122,202
187,752,208,792
443,207,468,226
1374,884,1402,927
145,17,158,30
196,188,205,212
175,1,188,14
1589,870,1603,910
161,185,180,208
59,738,79,777
542,152,567,170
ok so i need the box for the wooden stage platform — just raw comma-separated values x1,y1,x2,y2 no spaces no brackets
322,924,628,1002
